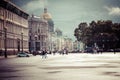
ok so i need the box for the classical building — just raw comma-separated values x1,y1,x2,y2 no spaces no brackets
41,8,54,51
0,0,29,55
28,15,48,52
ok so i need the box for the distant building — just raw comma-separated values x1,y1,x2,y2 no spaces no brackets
50,29,74,52
73,40,84,52
0,0,29,55
28,15,49,52
73,40,80,51
64,37,73,52
50,29,63,52
55,28,62,37
53,36,65,52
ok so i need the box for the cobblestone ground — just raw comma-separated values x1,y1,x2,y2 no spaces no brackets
0,53,120,80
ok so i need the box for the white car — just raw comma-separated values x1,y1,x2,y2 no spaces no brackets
17,52,30,57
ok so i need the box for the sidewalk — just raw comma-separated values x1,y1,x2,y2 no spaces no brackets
0,55,16,59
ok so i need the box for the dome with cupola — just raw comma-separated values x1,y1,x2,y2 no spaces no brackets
42,8,52,20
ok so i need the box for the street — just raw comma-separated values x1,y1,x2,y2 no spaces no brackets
0,53,120,80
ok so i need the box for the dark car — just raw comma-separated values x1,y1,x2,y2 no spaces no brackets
84,47,93,53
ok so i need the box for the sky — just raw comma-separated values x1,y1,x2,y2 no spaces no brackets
11,0,120,41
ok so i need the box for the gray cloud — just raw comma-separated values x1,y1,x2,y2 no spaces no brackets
22,0,44,12
105,6,120,16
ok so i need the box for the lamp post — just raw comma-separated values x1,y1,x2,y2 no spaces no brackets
3,8,7,58
34,34,37,51
4,27,7,58
21,32,23,53
17,38,20,52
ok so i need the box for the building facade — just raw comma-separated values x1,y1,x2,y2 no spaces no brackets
0,0,29,55
29,15,49,52
73,40,84,52
51,29,73,52
41,8,54,51
64,37,73,52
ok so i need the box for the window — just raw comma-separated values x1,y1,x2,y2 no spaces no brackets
38,35,40,40
38,29,40,33
29,36,31,40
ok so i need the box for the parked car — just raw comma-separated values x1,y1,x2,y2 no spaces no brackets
17,52,30,57
84,47,94,53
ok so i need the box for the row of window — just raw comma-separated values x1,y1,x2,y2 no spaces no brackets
0,38,28,49
0,20,3,30
30,42,47,48
0,20,28,37
29,24,48,33
29,35,47,41
0,7,28,27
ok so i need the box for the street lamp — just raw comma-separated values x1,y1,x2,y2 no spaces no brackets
34,34,37,51
21,32,23,53
17,38,20,52
3,8,7,58
4,27,7,58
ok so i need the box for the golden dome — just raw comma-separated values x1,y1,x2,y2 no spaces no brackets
41,8,52,20
42,13,52,20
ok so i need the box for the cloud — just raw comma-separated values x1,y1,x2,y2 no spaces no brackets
22,0,46,12
105,6,120,16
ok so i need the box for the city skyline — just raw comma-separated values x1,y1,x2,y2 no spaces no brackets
11,0,120,40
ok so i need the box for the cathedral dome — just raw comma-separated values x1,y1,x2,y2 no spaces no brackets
41,8,54,32
42,8,52,20
42,13,52,20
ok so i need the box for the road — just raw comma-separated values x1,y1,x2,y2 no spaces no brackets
0,53,120,80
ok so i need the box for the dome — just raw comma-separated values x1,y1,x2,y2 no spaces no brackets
42,8,52,20
42,13,52,20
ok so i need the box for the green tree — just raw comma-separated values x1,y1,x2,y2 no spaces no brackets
74,20,120,51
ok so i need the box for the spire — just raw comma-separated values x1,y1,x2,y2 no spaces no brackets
44,8,47,13
44,0,47,8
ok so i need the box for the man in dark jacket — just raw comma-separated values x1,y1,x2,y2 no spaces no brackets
41,49,47,59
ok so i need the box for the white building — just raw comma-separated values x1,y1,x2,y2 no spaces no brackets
73,40,84,52
28,15,49,52
51,29,74,52
64,37,73,52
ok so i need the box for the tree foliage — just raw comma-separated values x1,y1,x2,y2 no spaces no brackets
74,20,120,50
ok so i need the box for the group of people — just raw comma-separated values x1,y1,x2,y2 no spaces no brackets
59,49,68,55
32,49,48,59
31,49,69,59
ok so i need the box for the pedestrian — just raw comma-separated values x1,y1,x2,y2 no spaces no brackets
0,49,3,56
93,47,97,54
41,49,47,59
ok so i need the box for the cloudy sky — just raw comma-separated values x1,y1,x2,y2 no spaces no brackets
11,0,120,41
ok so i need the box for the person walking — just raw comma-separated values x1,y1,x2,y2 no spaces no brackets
41,49,47,59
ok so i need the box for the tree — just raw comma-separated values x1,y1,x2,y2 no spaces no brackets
74,20,120,51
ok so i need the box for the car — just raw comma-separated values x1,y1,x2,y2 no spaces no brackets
17,52,30,57
84,47,94,53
